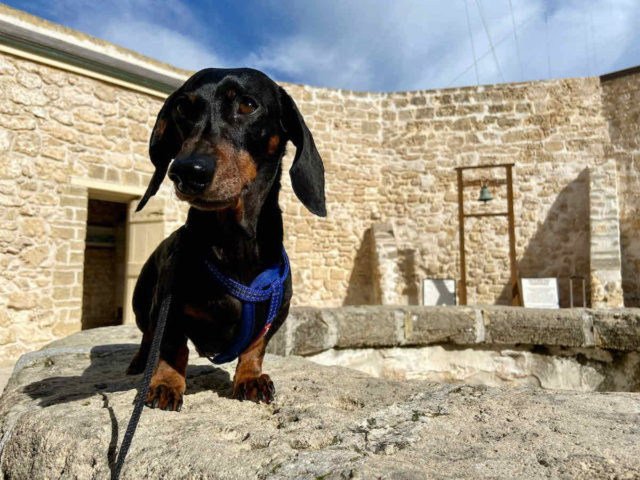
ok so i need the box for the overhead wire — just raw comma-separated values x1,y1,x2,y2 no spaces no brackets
544,1,551,78
463,0,480,85
508,0,523,80
446,6,538,87
474,0,505,82
589,6,598,74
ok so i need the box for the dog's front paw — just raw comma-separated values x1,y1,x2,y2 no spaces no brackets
233,373,275,404
146,372,186,412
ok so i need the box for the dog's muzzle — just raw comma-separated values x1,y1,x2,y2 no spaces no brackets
168,155,215,196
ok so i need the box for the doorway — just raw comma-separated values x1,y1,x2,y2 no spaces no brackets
81,199,127,329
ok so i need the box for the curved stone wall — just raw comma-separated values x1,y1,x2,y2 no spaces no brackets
0,5,639,365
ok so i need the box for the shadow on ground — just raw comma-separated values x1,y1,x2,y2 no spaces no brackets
22,344,233,408
20,344,232,478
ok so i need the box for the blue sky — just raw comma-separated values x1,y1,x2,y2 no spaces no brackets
5,0,640,92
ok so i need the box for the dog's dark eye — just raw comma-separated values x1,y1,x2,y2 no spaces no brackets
238,97,258,115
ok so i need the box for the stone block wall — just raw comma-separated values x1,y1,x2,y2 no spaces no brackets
0,37,639,364
601,71,640,306
0,52,173,364
269,306,640,392
281,78,611,308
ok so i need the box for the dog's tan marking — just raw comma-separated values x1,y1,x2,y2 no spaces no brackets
233,336,275,403
267,134,280,155
202,142,256,203
232,197,244,223
152,119,167,140
226,89,236,98
147,344,189,411
236,150,257,182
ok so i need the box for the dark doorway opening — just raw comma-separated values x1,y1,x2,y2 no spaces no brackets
81,199,127,329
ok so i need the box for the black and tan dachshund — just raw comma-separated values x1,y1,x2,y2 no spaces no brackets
127,68,326,410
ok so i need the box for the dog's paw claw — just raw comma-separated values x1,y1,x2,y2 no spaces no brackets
233,374,275,404
146,384,184,412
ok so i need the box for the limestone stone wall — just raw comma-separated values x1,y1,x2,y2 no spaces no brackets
0,52,173,364
282,78,612,308
0,41,638,365
601,71,640,307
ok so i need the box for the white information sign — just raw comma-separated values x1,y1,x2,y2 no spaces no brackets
520,278,559,309
422,279,456,306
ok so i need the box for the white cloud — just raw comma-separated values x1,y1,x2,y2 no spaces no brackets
26,0,228,71
241,0,640,91
98,20,225,71
16,0,640,91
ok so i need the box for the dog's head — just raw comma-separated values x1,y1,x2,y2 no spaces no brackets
136,68,326,224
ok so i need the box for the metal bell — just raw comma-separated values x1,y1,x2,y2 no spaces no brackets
478,184,493,202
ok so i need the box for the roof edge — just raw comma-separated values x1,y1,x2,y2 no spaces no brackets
600,65,640,83
0,4,191,95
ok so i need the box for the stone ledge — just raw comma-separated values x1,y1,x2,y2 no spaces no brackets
0,326,638,479
267,306,640,356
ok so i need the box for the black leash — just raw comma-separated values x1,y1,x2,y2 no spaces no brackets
112,243,180,480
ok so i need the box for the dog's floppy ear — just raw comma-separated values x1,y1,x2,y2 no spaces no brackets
136,90,182,212
279,87,326,217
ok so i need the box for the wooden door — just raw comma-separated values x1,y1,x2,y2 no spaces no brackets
123,200,164,324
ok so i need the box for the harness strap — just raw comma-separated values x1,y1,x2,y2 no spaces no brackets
204,247,289,364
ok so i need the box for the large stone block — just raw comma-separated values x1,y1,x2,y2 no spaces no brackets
0,326,639,479
286,307,335,356
333,306,404,348
592,309,640,351
482,307,586,347
404,306,476,345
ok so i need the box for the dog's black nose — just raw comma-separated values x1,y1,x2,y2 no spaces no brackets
168,155,215,195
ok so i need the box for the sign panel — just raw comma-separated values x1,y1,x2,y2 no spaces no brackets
520,278,559,309
422,279,456,306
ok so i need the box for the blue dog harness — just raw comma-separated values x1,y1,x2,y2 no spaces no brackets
203,247,290,364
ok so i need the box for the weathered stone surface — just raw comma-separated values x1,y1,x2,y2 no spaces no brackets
332,307,403,348
310,345,640,392
269,307,640,357
404,306,476,345
482,307,586,347
1,326,639,479
592,308,640,351
288,308,334,356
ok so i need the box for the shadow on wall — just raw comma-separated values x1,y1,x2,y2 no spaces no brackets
343,227,374,305
343,228,420,306
616,156,640,307
498,168,591,307
399,248,420,305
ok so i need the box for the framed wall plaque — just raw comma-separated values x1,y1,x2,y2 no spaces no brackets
519,278,559,309
422,279,457,306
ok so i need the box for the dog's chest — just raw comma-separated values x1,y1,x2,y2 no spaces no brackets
174,251,271,356
179,285,241,354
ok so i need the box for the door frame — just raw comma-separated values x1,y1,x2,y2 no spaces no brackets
70,178,162,325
